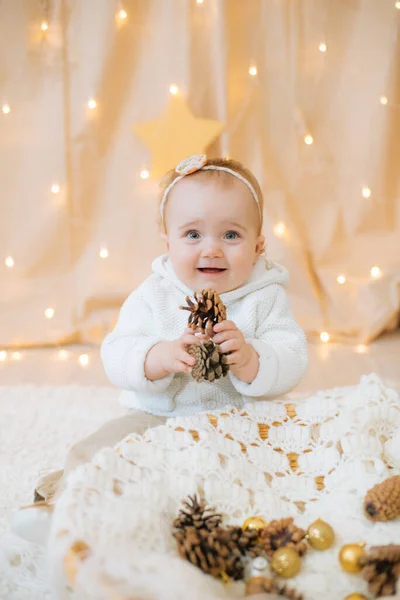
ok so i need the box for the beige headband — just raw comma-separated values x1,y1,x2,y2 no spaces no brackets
160,154,262,226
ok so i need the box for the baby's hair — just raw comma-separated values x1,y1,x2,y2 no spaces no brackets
159,157,264,234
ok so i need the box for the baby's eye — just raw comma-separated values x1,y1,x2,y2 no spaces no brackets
186,230,201,240
224,230,240,240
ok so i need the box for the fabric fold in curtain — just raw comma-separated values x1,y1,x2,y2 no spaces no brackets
1,0,399,347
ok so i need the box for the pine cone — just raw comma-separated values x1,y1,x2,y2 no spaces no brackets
246,577,303,599
173,495,222,532
180,289,226,334
174,525,261,581
360,544,400,597
188,340,229,382
260,517,308,557
364,475,400,522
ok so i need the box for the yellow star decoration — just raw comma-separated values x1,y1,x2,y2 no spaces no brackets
132,95,224,178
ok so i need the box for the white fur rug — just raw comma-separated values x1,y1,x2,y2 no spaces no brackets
0,385,122,536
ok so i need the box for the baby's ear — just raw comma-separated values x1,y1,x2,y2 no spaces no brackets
255,234,265,255
160,232,169,250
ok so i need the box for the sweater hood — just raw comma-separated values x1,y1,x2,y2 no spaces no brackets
151,254,289,305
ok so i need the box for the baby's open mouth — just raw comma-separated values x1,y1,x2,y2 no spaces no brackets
197,268,227,274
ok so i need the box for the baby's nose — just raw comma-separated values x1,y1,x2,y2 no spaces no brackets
201,242,224,258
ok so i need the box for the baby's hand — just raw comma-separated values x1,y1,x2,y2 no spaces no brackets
212,320,253,372
161,329,201,375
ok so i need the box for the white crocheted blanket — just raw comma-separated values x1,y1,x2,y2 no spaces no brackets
1,374,400,600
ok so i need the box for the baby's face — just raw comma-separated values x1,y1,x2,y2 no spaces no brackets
162,177,264,294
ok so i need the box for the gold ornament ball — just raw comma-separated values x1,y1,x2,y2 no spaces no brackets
242,516,267,533
307,518,335,550
339,544,366,574
344,595,368,600
271,547,301,578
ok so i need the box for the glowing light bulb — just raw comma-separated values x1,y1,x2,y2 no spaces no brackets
79,353,89,367
0,351,7,361
118,9,127,19
370,266,382,279
51,183,60,194
99,247,109,259
304,135,314,145
380,96,388,105
197,0,204,4
88,98,97,109
362,186,371,198
337,275,346,285
273,222,286,237
169,84,179,95
45,307,55,319
5,256,14,268
41,21,48,31
2,104,10,115
356,344,368,354
12,351,22,361
58,349,69,360
140,169,149,180
396,1,400,9
320,332,330,343
249,66,258,76
319,43,327,52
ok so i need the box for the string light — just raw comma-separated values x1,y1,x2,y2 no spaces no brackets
169,84,179,95
337,275,346,285
380,96,388,105
304,135,314,145
249,66,258,76
140,169,150,180
99,247,109,259
362,186,371,198
51,184,60,194
0,351,7,361
273,222,286,237
12,351,22,361
370,266,382,279
58,349,69,360
88,98,97,109
5,256,14,268
319,43,327,52
79,353,89,367
118,8,128,19
320,332,330,343
41,21,48,31
44,308,55,319
356,344,368,354
2,104,10,115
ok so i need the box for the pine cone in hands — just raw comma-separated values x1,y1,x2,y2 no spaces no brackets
188,340,229,382
174,525,261,581
260,517,308,557
360,544,400,597
180,289,226,334
173,495,222,532
364,475,400,522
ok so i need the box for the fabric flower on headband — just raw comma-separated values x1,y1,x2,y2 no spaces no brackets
175,154,207,175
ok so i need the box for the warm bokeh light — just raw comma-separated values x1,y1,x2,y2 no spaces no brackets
51,184,60,194
41,21,48,31
88,98,97,109
273,222,286,237
140,169,150,179
319,43,327,52
337,275,346,285
12,351,22,361
0,351,7,361
58,349,69,360
5,256,14,268
362,186,371,198
2,104,10,115
99,247,109,259
304,135,314,145
79,353,89,367
356,344,368,354
380,96,388,105
249,66,258,76
169,84,179,95
118,9,128,19
370,266,382,279
45,308,55,319
320,332,330,343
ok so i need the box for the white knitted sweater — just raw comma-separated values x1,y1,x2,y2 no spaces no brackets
101,254,308,416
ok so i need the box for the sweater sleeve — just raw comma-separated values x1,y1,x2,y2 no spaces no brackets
100,282,174,393
229,285,308,398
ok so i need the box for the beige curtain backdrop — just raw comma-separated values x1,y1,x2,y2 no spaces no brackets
1,0,399,348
